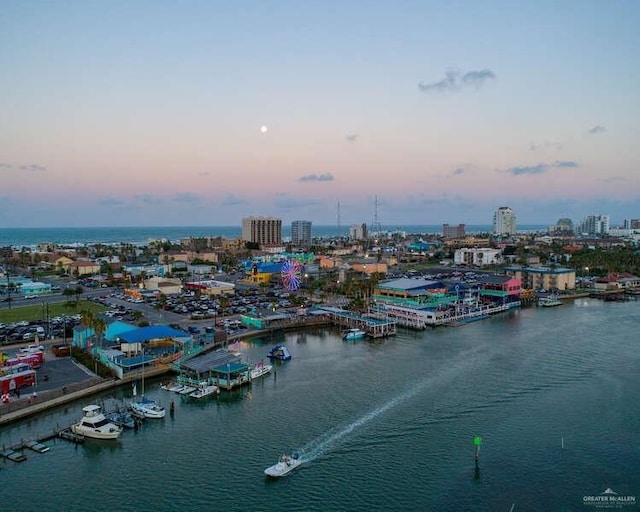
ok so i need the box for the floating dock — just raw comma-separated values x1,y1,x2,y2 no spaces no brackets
1,448,27,462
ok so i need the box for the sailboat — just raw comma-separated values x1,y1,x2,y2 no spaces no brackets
129,364,166,419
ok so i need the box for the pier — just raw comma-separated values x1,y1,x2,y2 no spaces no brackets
314,307,397,338
0,427,86,464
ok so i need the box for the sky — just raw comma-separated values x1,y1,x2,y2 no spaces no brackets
1,0,639,228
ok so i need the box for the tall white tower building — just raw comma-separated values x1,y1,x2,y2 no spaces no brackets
493,206,516,236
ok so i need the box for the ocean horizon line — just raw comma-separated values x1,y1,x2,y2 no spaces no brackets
0,224,550,248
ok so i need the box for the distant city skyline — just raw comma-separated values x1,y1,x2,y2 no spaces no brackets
1,1,639,228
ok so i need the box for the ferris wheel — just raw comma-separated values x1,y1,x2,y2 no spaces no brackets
281,259,303,291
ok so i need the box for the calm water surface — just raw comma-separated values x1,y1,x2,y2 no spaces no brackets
1,298,639,511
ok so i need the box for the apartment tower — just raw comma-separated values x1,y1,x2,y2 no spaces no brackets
291,220,312,246
493,207,516,236
242,216,282,245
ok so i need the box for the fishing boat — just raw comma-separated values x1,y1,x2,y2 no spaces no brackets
264,453,302,477
267,345,292,361
71,404,122,440
188,384,219,399
250,361,273,380
342,328,366,340
538,294,563,307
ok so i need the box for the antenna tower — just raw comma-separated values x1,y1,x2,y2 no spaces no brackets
337,200,341,230
372,195,382,235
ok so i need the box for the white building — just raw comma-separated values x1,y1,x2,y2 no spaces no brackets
579,214,610,235
454,248,502,267
493,206,516,236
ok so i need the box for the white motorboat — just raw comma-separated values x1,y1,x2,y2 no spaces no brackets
130,397,166,419
189,384,219,399
264,453,302,477
251,362,273,380
71,404,122,440
178,385,197,395
343,328,366,340
538,294,563,307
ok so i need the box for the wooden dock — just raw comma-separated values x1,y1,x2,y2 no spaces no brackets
315,307,397,338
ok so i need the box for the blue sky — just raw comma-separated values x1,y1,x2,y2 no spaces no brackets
1,0,639,228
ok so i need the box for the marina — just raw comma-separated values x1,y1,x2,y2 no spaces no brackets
1,298,639,511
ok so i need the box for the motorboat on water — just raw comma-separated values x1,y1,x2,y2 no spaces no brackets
250,362,273,380
71,404,122,440
106,409,138,429
189,384,219,399
342,328,366,340
538,294,563,307
130,397,166,419
264,453,302,477
267,345,292,361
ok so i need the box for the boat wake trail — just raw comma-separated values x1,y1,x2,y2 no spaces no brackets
298,377,431,462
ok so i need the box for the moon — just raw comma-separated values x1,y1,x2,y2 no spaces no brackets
260,125,268,134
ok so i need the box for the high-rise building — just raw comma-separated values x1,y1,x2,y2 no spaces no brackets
493,207,516,236
291,220,312,246
350,223,368,241
578,214,609,235
241,216,282,245
442,223,466,239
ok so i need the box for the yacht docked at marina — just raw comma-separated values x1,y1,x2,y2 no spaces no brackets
71,404,123,440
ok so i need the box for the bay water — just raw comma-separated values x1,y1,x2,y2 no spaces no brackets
1,298,639,511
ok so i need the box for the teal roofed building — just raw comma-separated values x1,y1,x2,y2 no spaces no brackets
105,320,137,342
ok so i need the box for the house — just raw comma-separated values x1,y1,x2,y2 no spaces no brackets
55,256,75,272
68,260,101,276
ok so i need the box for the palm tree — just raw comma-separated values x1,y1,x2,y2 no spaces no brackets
93,317,107,353
74,285,84,304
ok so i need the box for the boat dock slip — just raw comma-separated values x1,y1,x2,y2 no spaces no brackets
1,448,27,462
24,440,50,453
57,428,85,444
315,307,397,338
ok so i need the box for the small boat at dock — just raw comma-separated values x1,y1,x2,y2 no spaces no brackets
188,384,220,399
71,404,122,440
342,328,366,340
106,409,138,429
130,397,166,419
538,294,562,307
250,362,273,380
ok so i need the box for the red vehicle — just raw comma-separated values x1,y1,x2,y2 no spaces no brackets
0,367,37,394
17,351,44,369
